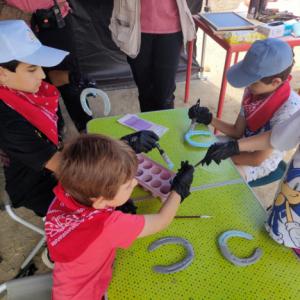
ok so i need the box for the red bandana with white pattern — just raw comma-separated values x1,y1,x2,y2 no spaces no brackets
45,183,113,262
242,78,291,132
0,81,59,145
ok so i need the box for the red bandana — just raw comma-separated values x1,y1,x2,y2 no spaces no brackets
45,184,113,262
0,81,59,145
242,78,291,132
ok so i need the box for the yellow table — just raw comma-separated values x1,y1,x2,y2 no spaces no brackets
88,108,300,300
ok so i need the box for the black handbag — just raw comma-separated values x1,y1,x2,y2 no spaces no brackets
32,0,66,30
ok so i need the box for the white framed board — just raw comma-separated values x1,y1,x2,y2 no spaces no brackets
199,12,256,31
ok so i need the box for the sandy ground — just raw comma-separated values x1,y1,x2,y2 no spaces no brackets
1,0,300,292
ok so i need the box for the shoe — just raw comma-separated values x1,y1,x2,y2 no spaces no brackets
41,247,54,269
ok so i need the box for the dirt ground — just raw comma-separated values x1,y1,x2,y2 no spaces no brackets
1,0,300,291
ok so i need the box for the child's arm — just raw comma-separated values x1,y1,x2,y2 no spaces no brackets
201,131,273,166
138,191,181,238
238,131,272,152
231,148,273,166
201,108,300,166
188,104,246,139
45,151,62,172
138,162,194,238
211,114,246,139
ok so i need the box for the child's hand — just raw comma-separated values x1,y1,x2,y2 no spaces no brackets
171,161,194,202
201,141,240,166
121,130,159,153
188,105,212,125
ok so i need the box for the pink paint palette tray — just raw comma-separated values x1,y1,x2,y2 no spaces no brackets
136,154,175,201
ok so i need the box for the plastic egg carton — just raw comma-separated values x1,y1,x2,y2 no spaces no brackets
136,154,175,202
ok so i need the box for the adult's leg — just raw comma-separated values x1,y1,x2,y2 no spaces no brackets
151,32,183,110
127,34,155,112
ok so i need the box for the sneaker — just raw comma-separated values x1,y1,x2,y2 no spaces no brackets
41,248,54,269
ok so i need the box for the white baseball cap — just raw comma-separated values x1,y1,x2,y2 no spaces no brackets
0,20,69,67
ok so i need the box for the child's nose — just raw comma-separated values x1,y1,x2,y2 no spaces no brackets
38,67,46,79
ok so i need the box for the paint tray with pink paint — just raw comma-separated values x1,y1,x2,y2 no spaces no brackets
136,154,175,201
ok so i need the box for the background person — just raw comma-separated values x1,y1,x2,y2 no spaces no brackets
110,0,196,112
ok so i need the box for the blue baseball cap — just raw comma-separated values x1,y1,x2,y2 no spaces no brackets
227,38,293,88
0,20,69,67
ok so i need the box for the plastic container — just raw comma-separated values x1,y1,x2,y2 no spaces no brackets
135,154,175,202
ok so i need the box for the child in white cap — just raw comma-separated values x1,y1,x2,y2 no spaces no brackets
0,19,68,216
0,20,159,216
189,38,300,183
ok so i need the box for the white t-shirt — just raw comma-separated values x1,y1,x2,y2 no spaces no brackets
240,90,300,182
267,107,300,248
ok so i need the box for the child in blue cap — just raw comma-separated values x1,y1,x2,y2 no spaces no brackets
0,20,159,216
189,38,300,183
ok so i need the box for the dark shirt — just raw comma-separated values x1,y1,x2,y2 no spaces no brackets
0,100,63,216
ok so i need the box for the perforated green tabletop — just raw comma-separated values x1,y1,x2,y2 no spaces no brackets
87,109,300,299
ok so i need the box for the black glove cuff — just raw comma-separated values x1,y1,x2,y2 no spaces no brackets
171,182,190,203
230,140,240,155
120,135,140,153
205,112,213,125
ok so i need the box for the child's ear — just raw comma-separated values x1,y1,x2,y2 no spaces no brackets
0,67,8,84
90,196,108,209
272,77,283,87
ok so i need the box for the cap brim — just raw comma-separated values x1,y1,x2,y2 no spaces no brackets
17,45,69,67
226,61,261,88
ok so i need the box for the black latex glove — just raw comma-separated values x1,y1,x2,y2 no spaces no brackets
121,130,159,154
201,140,240,166
69,71,97,90
171,161,194,202
188,104,213,125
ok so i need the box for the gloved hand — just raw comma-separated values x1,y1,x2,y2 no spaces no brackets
121,130,159,154
171,161,194,202
69,71,97,90
188,104,213,125
201,140,240,166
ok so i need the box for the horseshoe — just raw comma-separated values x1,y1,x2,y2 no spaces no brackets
218,230,263,266
184,120,214,148
148,237,194,274
80,87,111,117
184,130,214,148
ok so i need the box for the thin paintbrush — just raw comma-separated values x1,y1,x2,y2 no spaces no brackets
175,215,212,219
155,143,174,170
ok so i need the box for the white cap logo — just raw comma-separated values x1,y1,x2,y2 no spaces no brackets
26,28,38,43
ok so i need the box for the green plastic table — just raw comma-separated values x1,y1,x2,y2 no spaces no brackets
88,108,300,300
